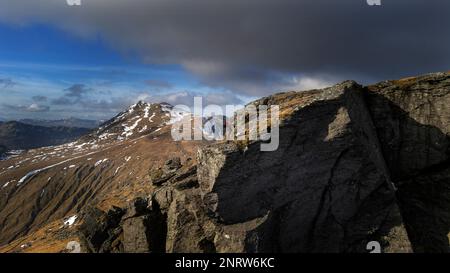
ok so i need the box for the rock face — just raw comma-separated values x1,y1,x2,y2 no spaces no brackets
197,81,403,253
149,157,183,186
79,198,167,253
79,206,125,253
79,72,450,253
367,74,450,252
122,198,167,253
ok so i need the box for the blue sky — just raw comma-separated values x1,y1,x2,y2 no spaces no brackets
0,23,246,121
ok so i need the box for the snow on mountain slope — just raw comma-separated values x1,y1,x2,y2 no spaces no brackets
0,101,205,250
90,101,172,142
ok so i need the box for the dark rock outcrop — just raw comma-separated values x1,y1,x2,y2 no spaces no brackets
122,197,167,253
79,206,125,253
79,198,167,253
149,157,183,186
197,81,404,253
367,73,450,252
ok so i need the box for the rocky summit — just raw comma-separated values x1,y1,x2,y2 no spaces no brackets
0,72,449,253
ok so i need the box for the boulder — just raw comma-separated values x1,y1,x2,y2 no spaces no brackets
149,157,183,186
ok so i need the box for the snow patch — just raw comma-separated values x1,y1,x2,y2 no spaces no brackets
17,169,42,186
2,180,14,188
148,112,156,122
122,118,142,138
143,104,151,118
94,158,108,167
99,133,115,140
138,125,148,133
74,143,87,151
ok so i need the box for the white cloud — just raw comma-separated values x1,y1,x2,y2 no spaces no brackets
26,103,49,112
137,90,244,107
281,76,335,91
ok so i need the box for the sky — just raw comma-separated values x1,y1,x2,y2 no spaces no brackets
0,0,449,121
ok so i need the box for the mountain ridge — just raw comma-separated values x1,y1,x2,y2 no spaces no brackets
0,72,449,253
18,118,101,129
0,121,91,152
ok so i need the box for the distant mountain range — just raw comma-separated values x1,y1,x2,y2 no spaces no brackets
0,144,6,157
18,118,101,129
0,121,91,151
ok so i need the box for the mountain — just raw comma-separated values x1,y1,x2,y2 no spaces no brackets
0,101,203,252
19,118,101,129
0,121,91,152
0,72,449,253
0,145,6,157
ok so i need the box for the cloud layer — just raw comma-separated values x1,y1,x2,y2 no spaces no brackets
0,0,448,97
3,103,50,113
0,78,17,89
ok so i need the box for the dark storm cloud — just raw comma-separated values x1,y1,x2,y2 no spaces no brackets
51,83,134,113
52,84,92,105
0,0,449,95
64,84,92,98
